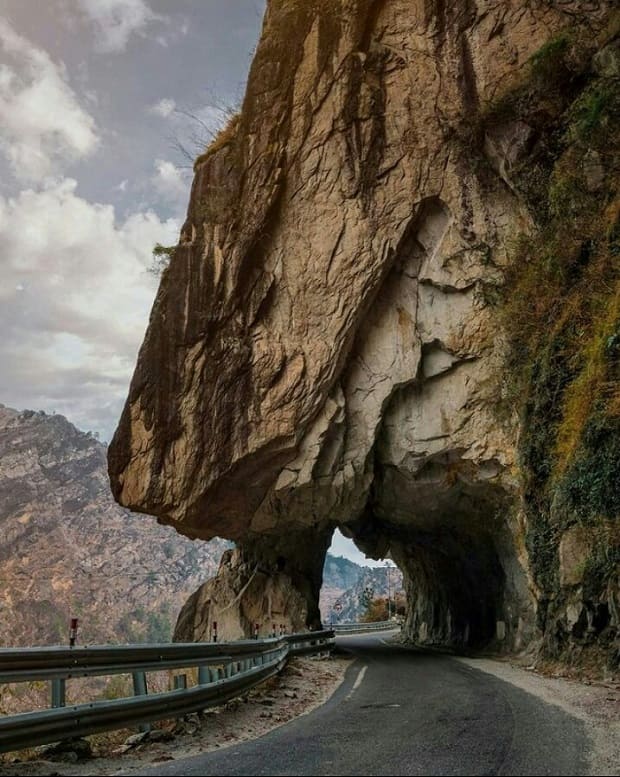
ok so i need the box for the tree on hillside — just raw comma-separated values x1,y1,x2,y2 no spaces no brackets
361,591,407,623
361,596,389,623
148,243,176,276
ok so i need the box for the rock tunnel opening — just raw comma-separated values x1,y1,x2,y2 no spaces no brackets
172,505,529,653
332,483,526,652
390,526,507,649
161,182,536,653
302,191,532,651
320,530,403,626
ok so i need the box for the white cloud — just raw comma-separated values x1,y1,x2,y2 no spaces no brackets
0,177,179,439
150,97,176,118
0,18,99,181
151,159,188,208
78,0,166,52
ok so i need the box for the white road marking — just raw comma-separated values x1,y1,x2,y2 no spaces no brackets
345,665,367,701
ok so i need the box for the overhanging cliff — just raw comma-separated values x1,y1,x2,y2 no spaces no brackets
109,0,619,666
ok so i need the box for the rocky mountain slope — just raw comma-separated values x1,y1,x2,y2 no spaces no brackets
323,562,405,624
109,1,618,671
0,405,229,647
319,554,365,620
319,555,405,623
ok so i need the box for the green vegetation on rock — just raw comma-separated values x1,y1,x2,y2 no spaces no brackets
480,25,620,664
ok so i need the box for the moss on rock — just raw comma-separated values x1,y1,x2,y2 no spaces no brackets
482,29,620,667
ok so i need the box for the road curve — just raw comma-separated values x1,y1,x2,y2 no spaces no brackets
131,633,589,776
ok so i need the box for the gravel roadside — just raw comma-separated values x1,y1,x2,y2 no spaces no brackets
456,656,620,776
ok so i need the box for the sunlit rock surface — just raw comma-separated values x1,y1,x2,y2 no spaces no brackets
110,1,618,658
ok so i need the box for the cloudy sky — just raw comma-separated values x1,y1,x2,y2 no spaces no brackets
0,0,264,438
0,0,383,567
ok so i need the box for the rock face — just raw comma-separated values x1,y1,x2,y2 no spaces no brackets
175,553,403,642
0,405,229,647
110,1,618,664
174,547,309,642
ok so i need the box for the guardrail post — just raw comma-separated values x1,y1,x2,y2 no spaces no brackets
132,672,150,734
51,678,65,708
198,666,209,685
173,675,188,725
173,674,187,691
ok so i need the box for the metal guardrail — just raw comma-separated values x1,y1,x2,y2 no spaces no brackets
0,630,335,754
0,638,306,683
0,643,237,683
332,620,400,633
285,631,335,658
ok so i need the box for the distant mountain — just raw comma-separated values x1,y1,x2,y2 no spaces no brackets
0,405,231,648
319,554,405,624
320,554,363,622
329,565,405,623
323,554,363,589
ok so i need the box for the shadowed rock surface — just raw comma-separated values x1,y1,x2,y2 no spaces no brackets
109,0,619,667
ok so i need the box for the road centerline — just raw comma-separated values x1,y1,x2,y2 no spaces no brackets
345,664,367,701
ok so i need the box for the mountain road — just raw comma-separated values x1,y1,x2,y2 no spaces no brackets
130,632,589,776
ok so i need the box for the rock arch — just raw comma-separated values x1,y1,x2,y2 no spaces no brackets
109,0,615,657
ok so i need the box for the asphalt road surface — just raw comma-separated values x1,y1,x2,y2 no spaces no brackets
132,633,589,776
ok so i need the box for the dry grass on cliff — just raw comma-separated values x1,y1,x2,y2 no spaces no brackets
193,113,240,170
473,22,620,646
483,24,620,479
500,178,619,476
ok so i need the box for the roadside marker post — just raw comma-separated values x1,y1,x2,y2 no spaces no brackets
212,621,218,643
69,617,78,648
254,623,259,640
